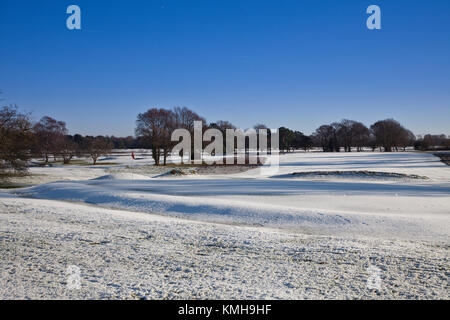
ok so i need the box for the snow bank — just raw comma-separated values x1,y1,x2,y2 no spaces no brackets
8,152,450,240
271,171,429,181
12,177,450,240
92,173,151,180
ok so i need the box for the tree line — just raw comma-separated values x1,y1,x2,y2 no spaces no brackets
311,119,449,152
1,103,449,172
0,106,114,171
312,119,416,152
134,107,449,165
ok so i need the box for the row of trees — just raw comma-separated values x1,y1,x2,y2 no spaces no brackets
415,134,450,151
1,101,449,171
0,106,113,172
136,107,207,165
279,127,313,152
135,107,291,165
0,106,34,171
134,108,443,166
131,117,450,155
33,116,114,165
312,119,416,152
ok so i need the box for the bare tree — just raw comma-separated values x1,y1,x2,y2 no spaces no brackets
335,119,370,152
56,137,78,164
209,120,236,156
254,123,268,156
213,120,235,132
33,116,68,163
313,125,339,152
136,108,176,165
370,119,408,152
85,136,113,164
160,111,177,165
0,106,34,172
279,127,294,153
174,107,207,162
173,107,206,132
335,119,356,152
351,122,370,152
397,129,415,151
415,134,449,151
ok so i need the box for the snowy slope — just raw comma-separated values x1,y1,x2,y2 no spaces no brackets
11,152,450,241
1,197,448,300
1,151,449,299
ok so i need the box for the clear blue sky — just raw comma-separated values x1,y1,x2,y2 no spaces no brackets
1,0,449,137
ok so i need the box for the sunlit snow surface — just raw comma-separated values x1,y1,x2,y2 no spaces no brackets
1,152,449,299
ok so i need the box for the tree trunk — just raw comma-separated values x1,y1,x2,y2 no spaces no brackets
152,149,160,166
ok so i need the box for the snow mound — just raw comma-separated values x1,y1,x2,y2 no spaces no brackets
154,169,198,178
272,171,429,180
11,177,450,240
92,173,151,180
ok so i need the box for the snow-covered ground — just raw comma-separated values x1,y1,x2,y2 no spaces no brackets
1,151,449,299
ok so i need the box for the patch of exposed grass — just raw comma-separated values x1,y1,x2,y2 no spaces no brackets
0,171,29,179
34,160,120,166
0,173,28,189
275,171,429,180
0,184,26,189
163,163,262,168
91,162,120,166
433,153,450,166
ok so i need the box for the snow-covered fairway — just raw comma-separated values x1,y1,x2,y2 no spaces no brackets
1,152,449,299
1,197,449,299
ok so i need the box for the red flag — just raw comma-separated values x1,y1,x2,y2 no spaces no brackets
131,152,135,160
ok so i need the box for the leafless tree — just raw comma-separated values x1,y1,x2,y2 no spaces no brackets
209,120,236,156
174,107,207,162
397,129,416,151
335,119,357,152
33,116,68,163
85,136,113,164
55,137,78,164
313,124,339,152
254,123,269,156
416,134,449,151
0,106,34,172
335,119,370,152
136,108,176,165
173,107,205,131
352,122,370,152
370,119,409,152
